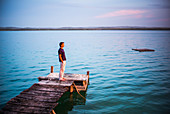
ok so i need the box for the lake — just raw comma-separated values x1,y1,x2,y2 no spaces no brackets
0,30,170,113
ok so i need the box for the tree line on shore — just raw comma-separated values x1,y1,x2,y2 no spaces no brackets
0,27,170,31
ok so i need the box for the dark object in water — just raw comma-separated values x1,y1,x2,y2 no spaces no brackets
132,48,155,52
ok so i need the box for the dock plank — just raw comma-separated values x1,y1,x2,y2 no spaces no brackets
29,83,69,92
20,90,63,97
37,80,74,87
2,104,52,114
46,73,88,81
7,98,58,108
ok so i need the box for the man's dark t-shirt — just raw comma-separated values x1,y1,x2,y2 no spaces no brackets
58,48,66,62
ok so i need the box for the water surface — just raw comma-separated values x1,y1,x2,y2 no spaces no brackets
0,30,170,113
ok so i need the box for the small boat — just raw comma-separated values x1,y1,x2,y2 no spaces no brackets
132,48,155,52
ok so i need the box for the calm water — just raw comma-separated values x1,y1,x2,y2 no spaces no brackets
0,30,170,113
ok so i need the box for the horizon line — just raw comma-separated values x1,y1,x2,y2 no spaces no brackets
0,26,170,31
1,26,170,28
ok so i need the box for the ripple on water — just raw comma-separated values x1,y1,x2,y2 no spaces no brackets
38,68,48,71
28,66,37,68
38,62,48,65
9,78,21,82
7,69,25,73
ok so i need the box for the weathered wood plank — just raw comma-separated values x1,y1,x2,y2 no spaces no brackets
0,110,26,114
20,90,63,97
22,88,64,94
46,73,88,81
7,98,58,108
30,86,68,93
20,88,64,96
1,105,52,114
18,92,63,100
28,83,69,93
37,80,74,87
31,83,68,89
16,94,61,103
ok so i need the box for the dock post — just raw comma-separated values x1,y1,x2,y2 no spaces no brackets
69,85,74,101
51,110,56,114
70,85,74,93
51,66,54,73
87,71,90,84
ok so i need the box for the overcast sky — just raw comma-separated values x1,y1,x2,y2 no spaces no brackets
0,0,170,27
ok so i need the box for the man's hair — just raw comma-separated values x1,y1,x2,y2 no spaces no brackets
59,42,64,47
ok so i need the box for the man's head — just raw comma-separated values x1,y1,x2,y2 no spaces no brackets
59,42,64,48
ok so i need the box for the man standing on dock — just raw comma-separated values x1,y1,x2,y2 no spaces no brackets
58,42,66,81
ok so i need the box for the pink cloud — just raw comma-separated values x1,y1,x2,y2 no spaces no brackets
95,10,146,18
154,18,170,22
145,14,154,18
135,15,143,18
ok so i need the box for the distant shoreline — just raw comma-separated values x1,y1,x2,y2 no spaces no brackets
0,27,170,31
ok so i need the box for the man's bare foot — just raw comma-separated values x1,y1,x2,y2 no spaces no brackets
60,78,66,81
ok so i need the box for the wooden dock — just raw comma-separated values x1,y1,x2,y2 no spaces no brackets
0,66,89,114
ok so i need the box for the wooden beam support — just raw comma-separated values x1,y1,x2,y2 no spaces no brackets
83,81,86,86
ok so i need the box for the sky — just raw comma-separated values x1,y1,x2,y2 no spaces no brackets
0,0,170,27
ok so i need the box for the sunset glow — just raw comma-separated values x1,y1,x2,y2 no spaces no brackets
0,0,170,27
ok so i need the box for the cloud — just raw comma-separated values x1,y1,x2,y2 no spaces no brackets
154,18,170,22
95,10,146,18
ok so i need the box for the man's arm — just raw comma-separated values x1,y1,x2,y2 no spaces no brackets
59,54,63,63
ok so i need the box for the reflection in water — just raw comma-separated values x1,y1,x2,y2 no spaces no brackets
54,91,87,114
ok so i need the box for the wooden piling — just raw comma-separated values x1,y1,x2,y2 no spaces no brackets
70,85,74,93
87,71,89,75
51,110,56,114
87,71,89,84
51,66,54,73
